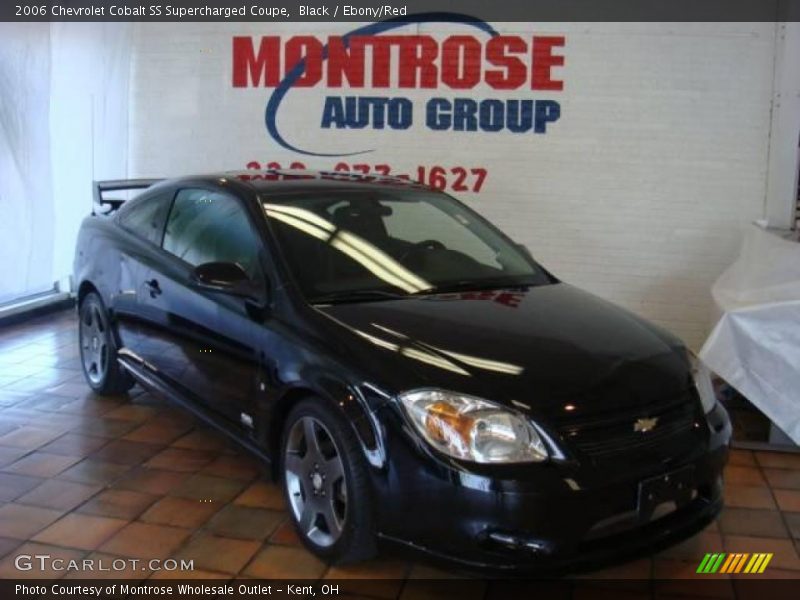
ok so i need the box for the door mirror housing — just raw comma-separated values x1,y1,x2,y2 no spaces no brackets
191,262,262,300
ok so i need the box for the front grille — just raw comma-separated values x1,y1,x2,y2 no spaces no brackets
558,396,698,459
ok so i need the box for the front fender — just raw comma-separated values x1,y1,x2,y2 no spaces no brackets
262,373,391,478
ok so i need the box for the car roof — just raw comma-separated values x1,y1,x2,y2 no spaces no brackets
174,169,434,197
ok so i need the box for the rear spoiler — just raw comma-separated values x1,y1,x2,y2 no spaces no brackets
92,179,163,215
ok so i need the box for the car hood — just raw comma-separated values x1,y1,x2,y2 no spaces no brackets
315,283,691,418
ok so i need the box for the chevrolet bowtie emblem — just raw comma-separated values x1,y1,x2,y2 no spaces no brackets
634,417,658,433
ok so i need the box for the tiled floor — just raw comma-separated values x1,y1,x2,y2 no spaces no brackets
0,309,799,592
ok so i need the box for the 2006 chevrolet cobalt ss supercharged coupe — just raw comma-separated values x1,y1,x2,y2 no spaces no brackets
74,170,730,572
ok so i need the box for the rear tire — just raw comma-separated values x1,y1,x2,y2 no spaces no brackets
281,397,377,564
78,292,134,396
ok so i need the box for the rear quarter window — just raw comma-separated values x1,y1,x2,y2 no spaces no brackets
118,193,172,244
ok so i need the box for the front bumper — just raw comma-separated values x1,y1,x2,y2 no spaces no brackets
373,402,731,574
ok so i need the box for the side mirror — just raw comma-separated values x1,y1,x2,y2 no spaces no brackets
191,262,261,299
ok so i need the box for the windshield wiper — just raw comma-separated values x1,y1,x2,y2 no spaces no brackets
311,278,542,304
310,289,407,305
415,278,539,295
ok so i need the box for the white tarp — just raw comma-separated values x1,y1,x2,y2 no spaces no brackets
700,222,800,444
0,23,130,305
0,23,55,304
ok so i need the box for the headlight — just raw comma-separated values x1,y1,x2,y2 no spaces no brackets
689,351,716,414
398,389,548,463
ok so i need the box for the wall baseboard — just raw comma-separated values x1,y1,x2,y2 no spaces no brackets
0,292,75,328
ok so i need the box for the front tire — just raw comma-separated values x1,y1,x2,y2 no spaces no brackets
79,292,134,396
281,397,377,564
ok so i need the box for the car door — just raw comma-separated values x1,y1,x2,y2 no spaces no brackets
111,191,174,354
136,186,267,427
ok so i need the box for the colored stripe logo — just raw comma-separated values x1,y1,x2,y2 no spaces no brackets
696,553,773,574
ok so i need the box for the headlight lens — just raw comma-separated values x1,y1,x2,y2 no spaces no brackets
398,389,548,463
689,352,716,414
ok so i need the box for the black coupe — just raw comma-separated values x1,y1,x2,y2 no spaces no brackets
73,170,730,572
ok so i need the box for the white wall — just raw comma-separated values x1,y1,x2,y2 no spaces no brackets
765,22,800,229
127,22,784,348
50,23,133,291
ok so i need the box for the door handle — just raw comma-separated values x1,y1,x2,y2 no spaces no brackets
145,279,162,298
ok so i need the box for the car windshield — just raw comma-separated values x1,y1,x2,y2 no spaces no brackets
262,190,550,304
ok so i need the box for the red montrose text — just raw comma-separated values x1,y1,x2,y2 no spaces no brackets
232,34,565,91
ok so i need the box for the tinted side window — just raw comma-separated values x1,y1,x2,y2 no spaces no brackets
162,189,262,280
118,193,171,244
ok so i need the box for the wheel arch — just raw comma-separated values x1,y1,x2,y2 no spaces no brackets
265,377,386,480
77,280,99,306
76,280,128,353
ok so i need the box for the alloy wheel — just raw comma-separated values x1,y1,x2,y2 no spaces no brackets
80,303,108,386
284,416,347,547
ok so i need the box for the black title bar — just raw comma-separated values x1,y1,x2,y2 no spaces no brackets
3,0,800,22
